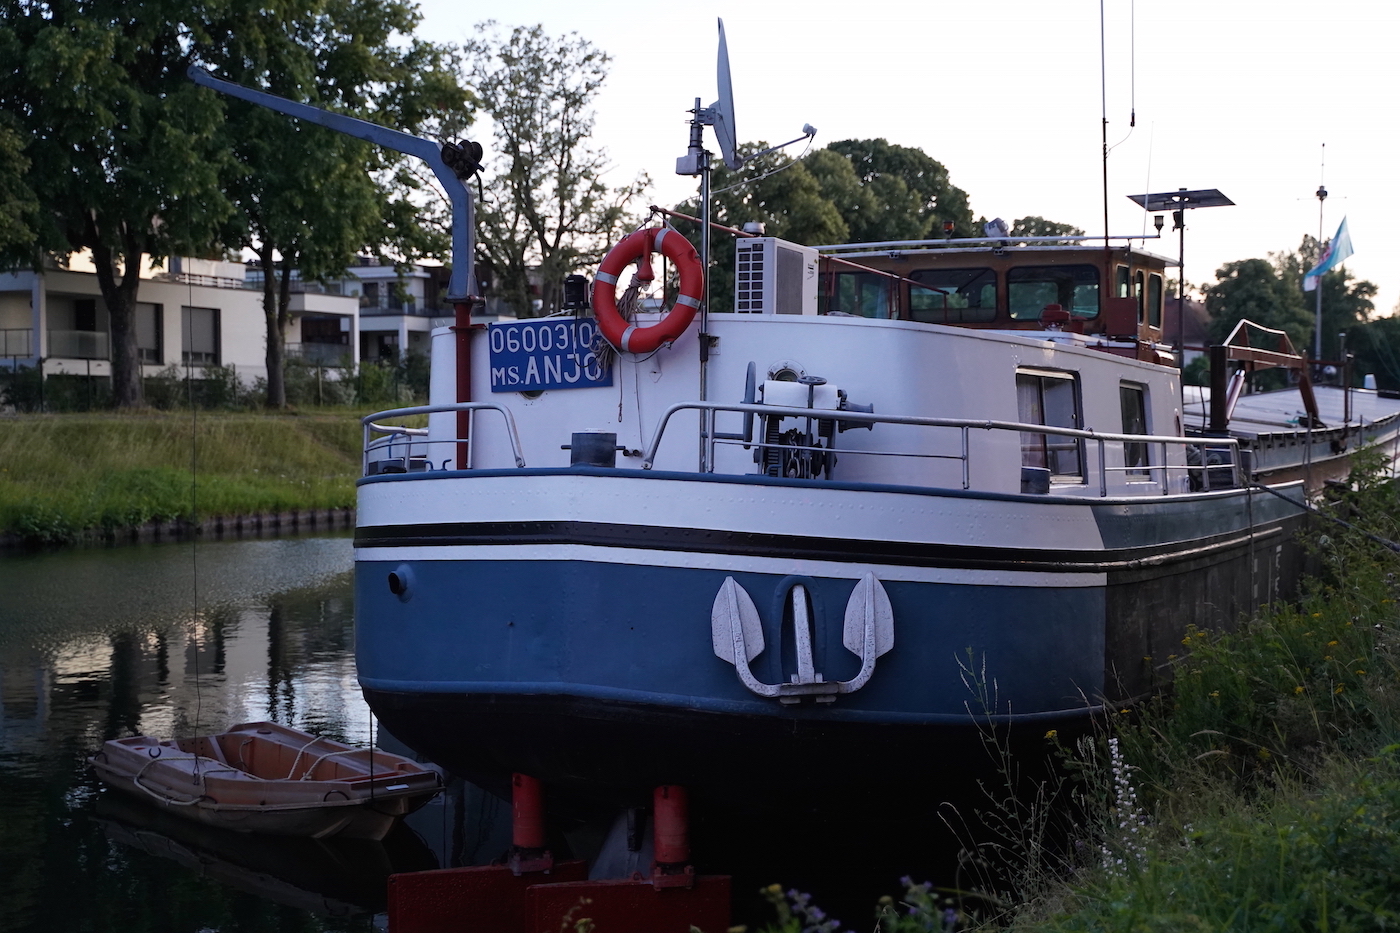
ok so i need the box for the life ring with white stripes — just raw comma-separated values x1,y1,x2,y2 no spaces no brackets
592,226,703,354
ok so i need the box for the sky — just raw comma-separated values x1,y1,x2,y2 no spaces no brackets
417,0,1400,317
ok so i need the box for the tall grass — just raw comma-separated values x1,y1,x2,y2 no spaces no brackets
756,449,1400,932
0,412,363,543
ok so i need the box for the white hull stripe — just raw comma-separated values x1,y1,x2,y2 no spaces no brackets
354,543,1108,588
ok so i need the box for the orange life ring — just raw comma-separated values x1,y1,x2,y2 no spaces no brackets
592,226,703,354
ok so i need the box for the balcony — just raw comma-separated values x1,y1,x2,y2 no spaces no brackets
286,342,350,366
0,328,33,358
48,329,109,360
359,297,436,317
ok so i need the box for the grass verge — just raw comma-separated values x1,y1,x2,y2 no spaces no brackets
0,411,364,544
755,450,1400,932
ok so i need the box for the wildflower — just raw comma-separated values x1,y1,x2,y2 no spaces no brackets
1328,640,1339,647
1336,685,1346,694
1294,686,1305,694
1325,656,1334,661
1258,748,1272,759
1044,729,1058,740
1168,654,1178,660
1209,691,1220,698
1312,613,1323,618
1356,669,1367,675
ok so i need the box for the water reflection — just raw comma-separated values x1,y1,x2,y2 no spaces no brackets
0,537,415,933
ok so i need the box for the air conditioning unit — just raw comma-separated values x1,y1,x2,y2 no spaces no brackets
733,237,819,315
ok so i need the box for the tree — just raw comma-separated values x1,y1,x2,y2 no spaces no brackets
1,0,235,407
466,22,645,318
1011,216,1084,239
824,138,976,241
1204,258,1313,355
676,143,848,313
1271,235,1375,362
1352,314,1400,391
197,0,469,408
0,119,38,256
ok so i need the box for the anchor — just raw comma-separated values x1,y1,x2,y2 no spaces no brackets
711,573,894,704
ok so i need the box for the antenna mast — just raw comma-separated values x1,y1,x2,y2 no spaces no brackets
1314,143,1328,360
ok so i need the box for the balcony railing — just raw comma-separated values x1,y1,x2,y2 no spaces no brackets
0,328,33,357
286,342,350,365
48,329,109,360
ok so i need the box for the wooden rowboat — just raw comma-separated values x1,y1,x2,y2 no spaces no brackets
89,721,442,840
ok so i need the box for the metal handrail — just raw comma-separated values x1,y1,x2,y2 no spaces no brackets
362,403,526,473
642,401,1241,496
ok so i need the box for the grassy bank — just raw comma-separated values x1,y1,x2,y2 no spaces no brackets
0,411,364,543
757,455,1400,932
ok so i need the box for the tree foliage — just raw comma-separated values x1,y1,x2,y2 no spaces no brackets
196,0,469,407
467,22,645,317
0,0,235,407
824,138,976,241
1271,235,1375,362
1203,236,1377,387
675,139,979,311
1204,258,1312,352
1011,216,1084,239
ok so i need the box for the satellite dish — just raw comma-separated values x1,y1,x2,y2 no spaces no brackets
710,19,741,170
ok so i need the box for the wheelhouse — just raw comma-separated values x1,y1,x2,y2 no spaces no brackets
816,240,1176,357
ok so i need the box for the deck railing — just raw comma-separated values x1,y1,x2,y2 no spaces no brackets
645,401,1243,497
362,403,525,474
362,400,1243,496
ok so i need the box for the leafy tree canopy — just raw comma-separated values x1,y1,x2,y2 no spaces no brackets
468,22,646,317
1204,258,1312,353
1011,216,1084,238
1,0,236,406
196,0,469,407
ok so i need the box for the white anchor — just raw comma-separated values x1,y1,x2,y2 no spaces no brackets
710,573,894,704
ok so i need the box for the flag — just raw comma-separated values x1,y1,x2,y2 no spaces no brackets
1303,217,1354,291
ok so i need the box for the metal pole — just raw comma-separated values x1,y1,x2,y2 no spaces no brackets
694,98,712,471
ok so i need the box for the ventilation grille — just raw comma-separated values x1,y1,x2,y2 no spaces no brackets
734,241,765,313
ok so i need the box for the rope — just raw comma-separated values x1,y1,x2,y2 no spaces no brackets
1248,482,1400,554
127,753,255,807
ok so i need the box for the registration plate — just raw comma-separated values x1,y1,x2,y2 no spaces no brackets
488,318,612,392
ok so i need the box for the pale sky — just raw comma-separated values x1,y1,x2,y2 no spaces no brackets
417,0,1400,317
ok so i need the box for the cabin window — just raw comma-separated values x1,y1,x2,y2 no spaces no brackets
1147,273,1163,328
1007,265,1099,320
1115,265,1130,299
1134,271,1146,323
1120,383,1150,477
1016,369,1083,479
909,268,996,323
832,272,893,319
182,306,220,365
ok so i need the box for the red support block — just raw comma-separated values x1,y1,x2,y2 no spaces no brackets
388,861,589,933
527,875,732,933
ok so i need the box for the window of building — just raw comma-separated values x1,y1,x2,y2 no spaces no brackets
136,302,162,364
1134,270,1146,323
74,298,98,332
1147,273,1163,328
909,268,997,323
1120,383,1150,477
831,272,892,319
182,306,219,365
1007,265,1099,320
1115,265,1130,299
1016,369,1083,478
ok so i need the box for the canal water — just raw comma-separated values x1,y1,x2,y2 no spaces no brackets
0,536,511,933
0,536,1007,932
